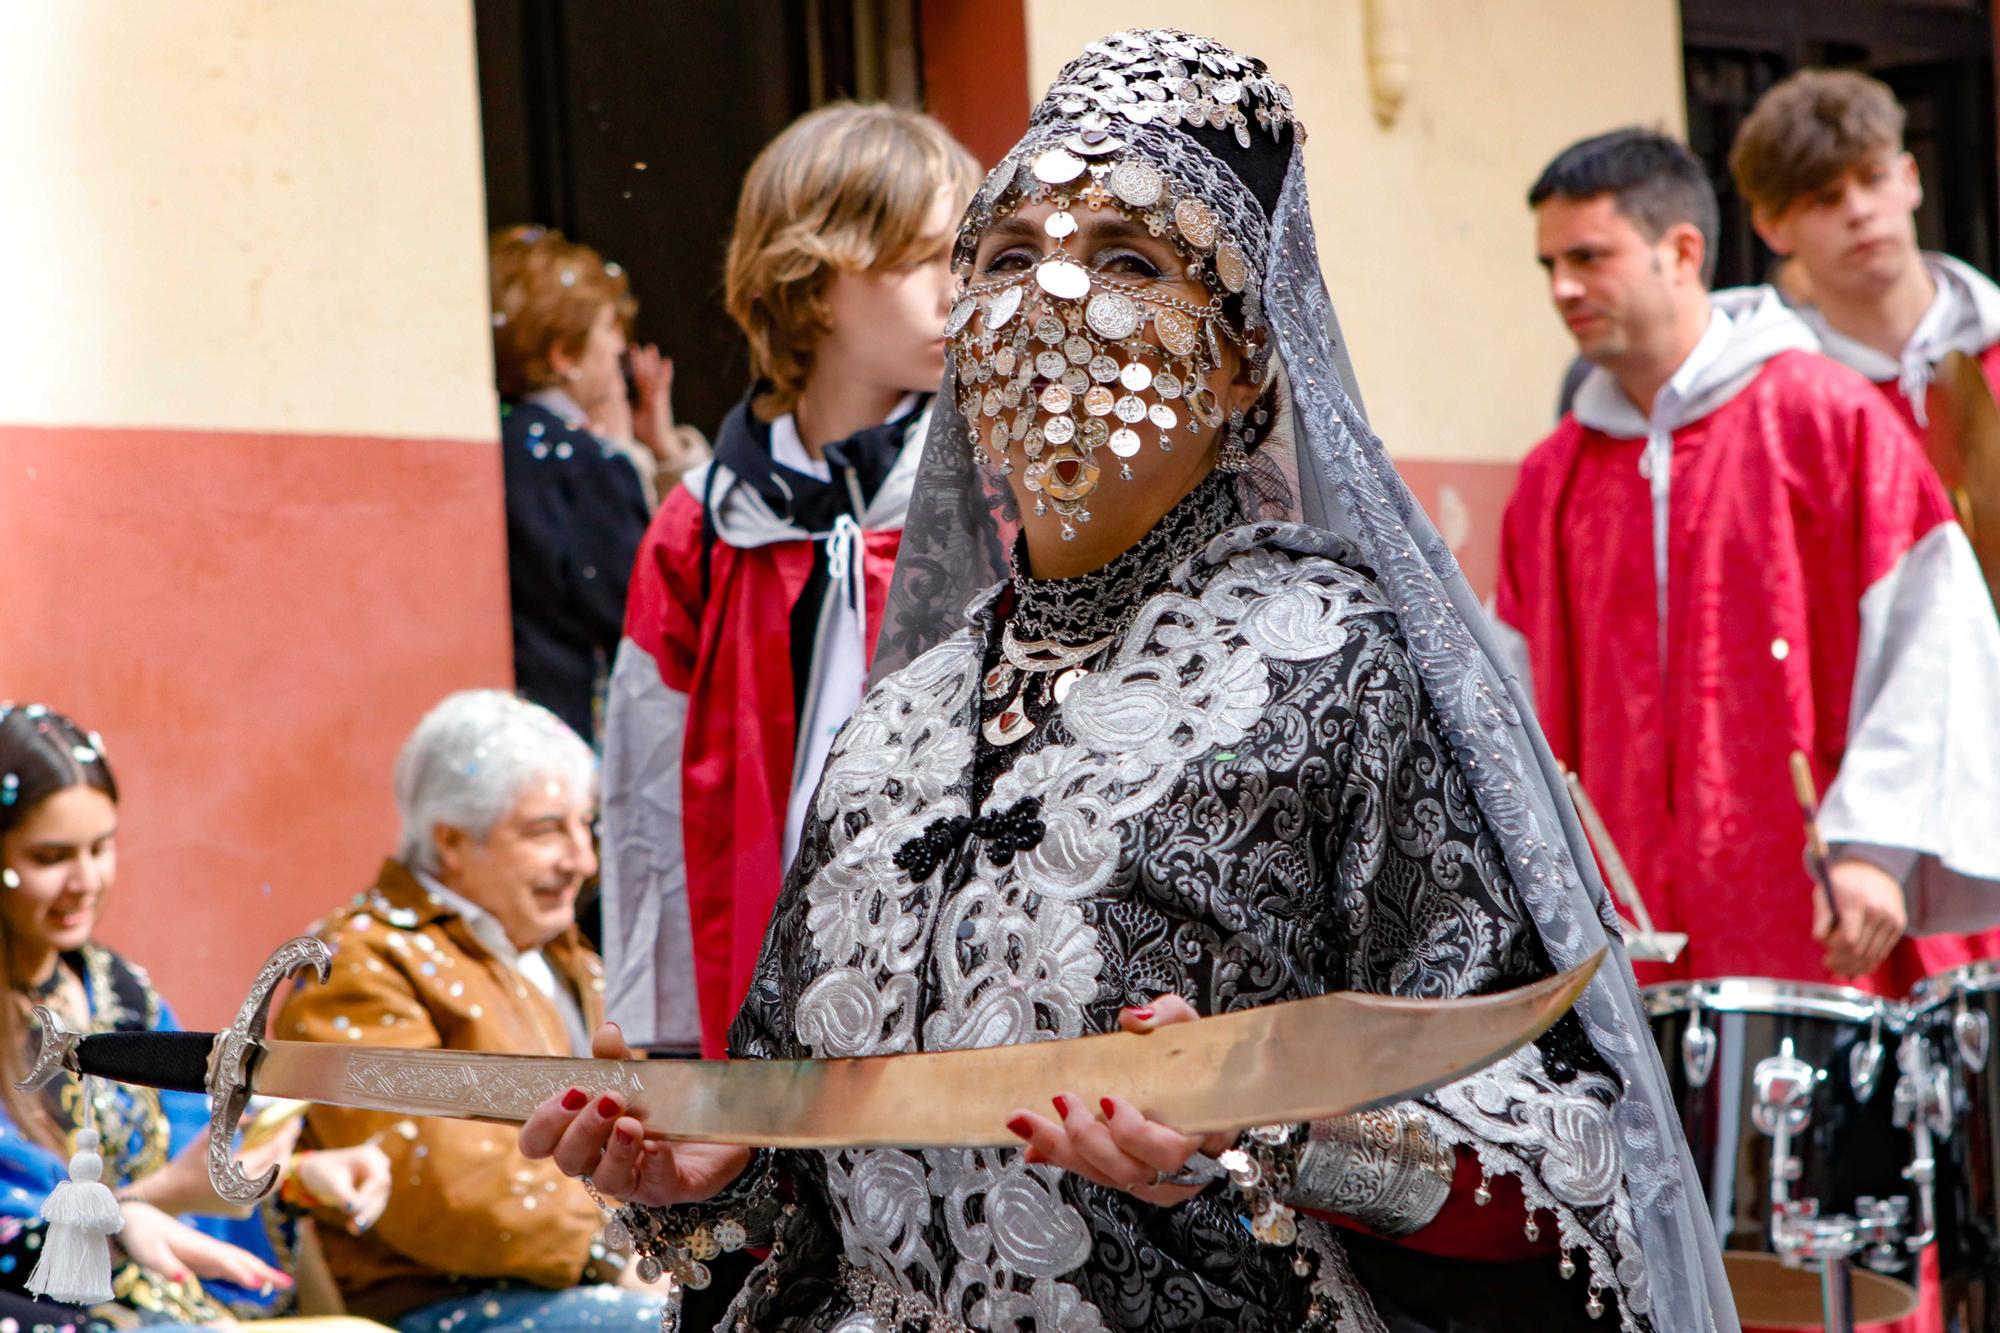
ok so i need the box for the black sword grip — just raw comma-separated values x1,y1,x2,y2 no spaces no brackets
76,1031,217,1094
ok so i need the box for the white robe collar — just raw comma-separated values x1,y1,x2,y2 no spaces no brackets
1571,285,1820,439
1798,253,2000,424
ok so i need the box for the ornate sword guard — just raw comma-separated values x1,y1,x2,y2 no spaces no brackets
207,936,333,1204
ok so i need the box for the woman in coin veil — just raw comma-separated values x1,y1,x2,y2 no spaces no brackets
522,28,1737,1333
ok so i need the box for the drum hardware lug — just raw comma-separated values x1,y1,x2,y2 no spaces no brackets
1928,1066,1953,1139
1895,1028,1942,1253
1955,997,1989,1073
1849,1010,1885,1101
1681,1002,1717,1088
1751,1039,1818,1137
1759,1040,1824,1260
1892,1032,1923,1129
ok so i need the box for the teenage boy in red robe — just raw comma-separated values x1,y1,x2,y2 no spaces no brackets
1496,129,2000,994
599,106,977,1057
1732,69,2000,438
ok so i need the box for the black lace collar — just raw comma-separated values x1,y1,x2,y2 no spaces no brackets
1008,469,1242,646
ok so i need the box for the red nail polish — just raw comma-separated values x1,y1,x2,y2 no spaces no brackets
561,1088,587,1111
596,1095,620,1117
1130,1007,1153,1020
1023,1146,1044,1164
1006,1114,1033,1138
1052,1095,1070,1118
1100,1098,1117,1118
614,1126,636,1147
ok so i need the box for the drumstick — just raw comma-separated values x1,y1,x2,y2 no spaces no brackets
1563,771,1656,935
1788,750,1841,932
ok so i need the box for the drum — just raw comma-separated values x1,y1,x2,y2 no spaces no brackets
1644,979,1922,1328
1910,961,2000,1333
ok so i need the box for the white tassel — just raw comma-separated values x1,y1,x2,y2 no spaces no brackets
28,1091,124,1305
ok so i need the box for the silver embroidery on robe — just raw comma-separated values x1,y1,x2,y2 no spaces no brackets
689,527,1653,1331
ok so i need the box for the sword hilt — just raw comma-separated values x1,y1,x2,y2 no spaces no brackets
16,936,333,1205
16,1013,216,1093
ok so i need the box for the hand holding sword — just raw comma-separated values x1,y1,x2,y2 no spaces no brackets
518,1021,750,1210
521,994,1238,1211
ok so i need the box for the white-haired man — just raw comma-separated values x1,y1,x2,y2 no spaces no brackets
277,690,666,1333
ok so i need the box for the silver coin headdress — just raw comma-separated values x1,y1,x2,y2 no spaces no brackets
947,29,1302,539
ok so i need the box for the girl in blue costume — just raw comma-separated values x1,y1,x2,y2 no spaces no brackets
0,704,390,1329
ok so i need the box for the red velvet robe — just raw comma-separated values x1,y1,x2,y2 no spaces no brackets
1497,349,1980,994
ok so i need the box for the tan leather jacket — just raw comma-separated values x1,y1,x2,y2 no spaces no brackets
276,860,610,1319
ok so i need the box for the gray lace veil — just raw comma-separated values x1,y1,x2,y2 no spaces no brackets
874,30,1736,1333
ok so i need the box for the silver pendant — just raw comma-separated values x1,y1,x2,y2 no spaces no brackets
982,661,1018,701
983,691,1036,746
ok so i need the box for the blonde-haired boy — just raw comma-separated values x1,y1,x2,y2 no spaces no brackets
600,103,978,1058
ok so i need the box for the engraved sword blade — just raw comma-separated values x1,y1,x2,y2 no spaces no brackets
249,951,1602,1148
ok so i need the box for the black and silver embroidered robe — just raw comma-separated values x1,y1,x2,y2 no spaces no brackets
667,519,1652,1333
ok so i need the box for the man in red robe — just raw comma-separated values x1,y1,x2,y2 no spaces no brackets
1730,69,2000,438
1496,129,2000,995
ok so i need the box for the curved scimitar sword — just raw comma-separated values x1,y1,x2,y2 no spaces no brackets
20,936,1602,1203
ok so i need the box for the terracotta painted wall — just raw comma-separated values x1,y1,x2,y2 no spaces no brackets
0,1,508,1028
921,0,1031,168
1016,1,1687,595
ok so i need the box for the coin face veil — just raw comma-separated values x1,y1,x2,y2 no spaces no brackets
943,127,1264,542
874,28,1742,1333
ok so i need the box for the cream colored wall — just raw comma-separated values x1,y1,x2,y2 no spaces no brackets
1024,1,1686,463
0,0,496,442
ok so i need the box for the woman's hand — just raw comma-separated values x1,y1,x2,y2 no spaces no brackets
628,345,709,482
115,1200,293,1293
517,1021,751,1209
627,345,683,464
290,1143,392,1234
1005,994,1235,1207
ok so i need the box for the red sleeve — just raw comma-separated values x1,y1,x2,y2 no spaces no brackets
624,483,709,692
1309,1148,1556,1263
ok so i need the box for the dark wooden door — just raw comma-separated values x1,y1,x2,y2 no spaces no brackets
473,0,922,437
